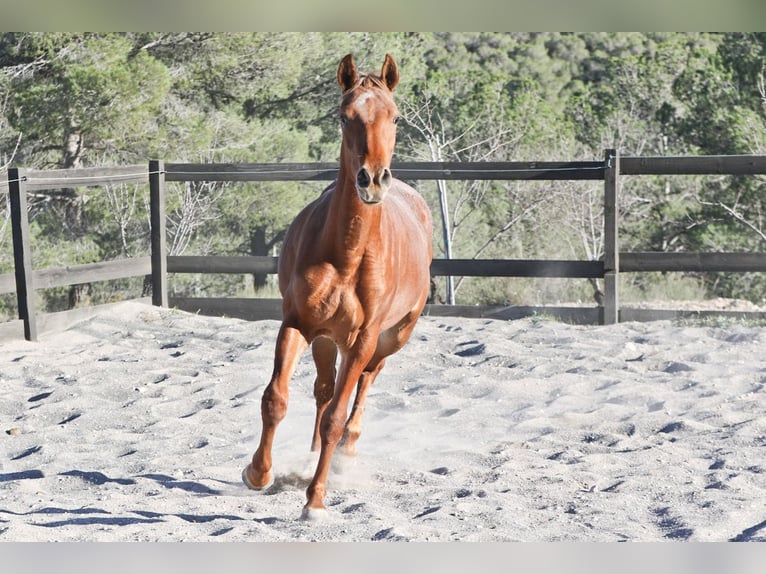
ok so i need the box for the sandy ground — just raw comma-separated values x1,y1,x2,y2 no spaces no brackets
2,300,766,541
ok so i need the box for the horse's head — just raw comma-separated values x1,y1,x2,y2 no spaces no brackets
337,53,400,205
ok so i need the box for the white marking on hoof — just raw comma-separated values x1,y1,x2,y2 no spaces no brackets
300,506,328,522
242,464,274,491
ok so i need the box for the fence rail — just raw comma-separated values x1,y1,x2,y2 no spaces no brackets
620,155,766,175
166,256,608,278
621,252,766,273
3,154,766,341
0,258,151,295
164,160,608,182
20,164,148,191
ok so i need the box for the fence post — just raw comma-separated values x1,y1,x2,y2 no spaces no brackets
149,160,168,307
603,149,620,325
9,168,38,341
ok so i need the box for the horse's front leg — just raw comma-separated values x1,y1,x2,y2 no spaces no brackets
243,323,308,490
302,331,378,519
310,336,338,452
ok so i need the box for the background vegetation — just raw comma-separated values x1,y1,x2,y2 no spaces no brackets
2,32,766,316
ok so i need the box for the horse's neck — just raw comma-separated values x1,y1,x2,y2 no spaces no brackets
322,168,381,270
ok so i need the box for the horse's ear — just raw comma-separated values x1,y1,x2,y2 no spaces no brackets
337,53,358,92
381,53,399,91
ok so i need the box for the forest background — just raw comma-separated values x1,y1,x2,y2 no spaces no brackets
2,31,766,317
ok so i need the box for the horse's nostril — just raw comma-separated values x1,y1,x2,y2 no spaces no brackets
356,168,371,189
380,168,392,188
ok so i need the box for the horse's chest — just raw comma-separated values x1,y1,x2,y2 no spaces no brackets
296,263,366,336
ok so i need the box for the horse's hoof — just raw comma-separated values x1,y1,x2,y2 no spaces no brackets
300,505,328,522
242,464,273,491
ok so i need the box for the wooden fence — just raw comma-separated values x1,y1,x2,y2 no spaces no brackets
3,153,766,341
1,165,152,340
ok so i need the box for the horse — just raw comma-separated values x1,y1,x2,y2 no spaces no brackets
242,53,433,519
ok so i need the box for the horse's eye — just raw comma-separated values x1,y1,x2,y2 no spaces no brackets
393,116,400,125
339,116,348,127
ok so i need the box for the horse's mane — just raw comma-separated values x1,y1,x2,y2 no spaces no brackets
358,74,385,89
342,73,386,95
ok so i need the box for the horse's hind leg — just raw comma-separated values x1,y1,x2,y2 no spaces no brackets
340,358,385,456
341,315,421,455
310,337,337,452
243,324,308,490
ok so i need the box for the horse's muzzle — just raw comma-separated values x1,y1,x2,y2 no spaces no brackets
356,166,392,204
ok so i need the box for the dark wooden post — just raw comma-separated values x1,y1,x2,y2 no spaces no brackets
149,160,168,307
9,168,38,341
603,149,620,325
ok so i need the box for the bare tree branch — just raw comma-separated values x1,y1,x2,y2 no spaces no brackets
698,198,766,244
167,180,231,256
104,182,140,258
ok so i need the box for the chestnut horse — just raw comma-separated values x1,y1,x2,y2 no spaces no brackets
242,53,432,519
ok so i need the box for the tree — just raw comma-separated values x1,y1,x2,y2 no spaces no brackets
4,33,170,168
401,37,579,304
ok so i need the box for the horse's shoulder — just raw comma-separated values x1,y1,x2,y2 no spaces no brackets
388,179,432,225
395,177,427,199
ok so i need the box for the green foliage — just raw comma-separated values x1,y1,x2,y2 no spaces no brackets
5,33,170,166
